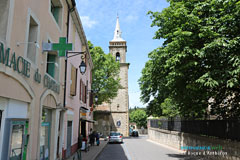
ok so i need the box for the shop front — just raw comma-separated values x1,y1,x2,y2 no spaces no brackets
0,98,30,160
79,106,95,150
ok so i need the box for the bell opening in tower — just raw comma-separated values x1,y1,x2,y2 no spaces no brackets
116,52,120,62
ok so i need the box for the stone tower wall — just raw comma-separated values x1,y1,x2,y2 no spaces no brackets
109,41,129,137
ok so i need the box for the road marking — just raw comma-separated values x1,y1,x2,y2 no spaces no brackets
121,142,132,160
146,139,186,154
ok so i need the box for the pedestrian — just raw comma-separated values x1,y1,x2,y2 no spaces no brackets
95,131,100,146
89,130,95,146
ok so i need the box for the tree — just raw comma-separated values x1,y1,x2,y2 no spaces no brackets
139,0,240,119
130,109,148,128
88,41,121,105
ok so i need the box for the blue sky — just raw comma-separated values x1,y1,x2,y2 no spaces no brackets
76,0,169,108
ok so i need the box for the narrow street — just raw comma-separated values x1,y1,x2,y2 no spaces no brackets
96,135,198,160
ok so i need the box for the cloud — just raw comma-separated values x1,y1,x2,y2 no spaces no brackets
80,16,97,29
125,15,139,22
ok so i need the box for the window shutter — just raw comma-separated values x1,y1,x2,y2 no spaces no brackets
70,66,77,96
85,85,87,103
79,79,82,100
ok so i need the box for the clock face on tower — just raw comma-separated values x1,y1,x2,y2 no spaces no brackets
116,120,121,127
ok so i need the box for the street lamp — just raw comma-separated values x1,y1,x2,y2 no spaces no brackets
79,60,86,74
94,95,98,103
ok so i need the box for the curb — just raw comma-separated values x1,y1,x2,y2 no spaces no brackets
93,141,108,160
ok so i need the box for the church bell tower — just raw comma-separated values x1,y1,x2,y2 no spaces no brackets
109,16,130,136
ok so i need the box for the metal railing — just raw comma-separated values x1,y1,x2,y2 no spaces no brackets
149,118,240,141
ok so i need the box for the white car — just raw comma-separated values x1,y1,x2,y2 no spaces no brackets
109,132,123,143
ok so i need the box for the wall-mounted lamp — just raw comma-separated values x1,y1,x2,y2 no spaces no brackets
95,95,98,103
17,41,40,49
79,60,86,74
67,51,87,75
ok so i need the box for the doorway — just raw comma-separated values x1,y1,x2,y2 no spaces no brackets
81,121,86,138
66,121,72,158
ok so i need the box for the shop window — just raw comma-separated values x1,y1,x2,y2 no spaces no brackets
46,52,58,79
70,65,77,96
10,124,24,159
51,0,62,25
116,52,120,62
40,108,52,160
27,16,38,63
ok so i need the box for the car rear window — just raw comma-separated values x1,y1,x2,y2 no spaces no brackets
110,132,121,136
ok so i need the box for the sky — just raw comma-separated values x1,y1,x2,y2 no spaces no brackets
76,0,169,108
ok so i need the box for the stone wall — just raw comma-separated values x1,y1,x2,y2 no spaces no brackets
148,127,240,160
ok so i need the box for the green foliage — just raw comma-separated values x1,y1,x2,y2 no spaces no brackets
161,98,179,117
130,109,148,128
139,0,240,119
88,41,121,105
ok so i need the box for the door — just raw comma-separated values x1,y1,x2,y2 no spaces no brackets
9,121,26,160
66,121,72,158
40,122,51,160
81,121,86,137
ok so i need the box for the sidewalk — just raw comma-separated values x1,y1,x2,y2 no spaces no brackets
66,138,108,160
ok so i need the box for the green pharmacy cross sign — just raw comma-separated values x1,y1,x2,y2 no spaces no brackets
53,37,72,57
42,37,73,57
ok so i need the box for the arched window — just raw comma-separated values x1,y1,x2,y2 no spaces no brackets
116,52,120,61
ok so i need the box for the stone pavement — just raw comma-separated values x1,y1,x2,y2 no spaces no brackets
66,139,108,160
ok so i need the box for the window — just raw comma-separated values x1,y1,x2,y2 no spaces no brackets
70,66,77,96
51,0,62,25
27,16,38,63
46,53,57,78
116,52,120,62
0,0,10,41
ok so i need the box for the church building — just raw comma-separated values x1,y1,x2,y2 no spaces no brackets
94,16,130,137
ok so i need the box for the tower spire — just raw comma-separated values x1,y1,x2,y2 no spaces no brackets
112,15,125,41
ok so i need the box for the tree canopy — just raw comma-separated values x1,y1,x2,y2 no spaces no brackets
129,109,148,128
139,0,240,119
88,41,121,105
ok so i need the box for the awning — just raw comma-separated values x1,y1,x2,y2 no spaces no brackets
80,118,95,123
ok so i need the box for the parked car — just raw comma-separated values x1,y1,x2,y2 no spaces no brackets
109,132,123,143
131,130,139,137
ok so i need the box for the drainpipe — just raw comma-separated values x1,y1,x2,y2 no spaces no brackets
64,0,76,108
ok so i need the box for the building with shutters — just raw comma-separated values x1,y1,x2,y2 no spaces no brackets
62,7,94,159
0,0,93,159
94,16,130,137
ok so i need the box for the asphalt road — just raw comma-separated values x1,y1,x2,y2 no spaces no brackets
96,135,200,160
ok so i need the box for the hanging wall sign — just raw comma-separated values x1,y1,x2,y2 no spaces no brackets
42,37,73,57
